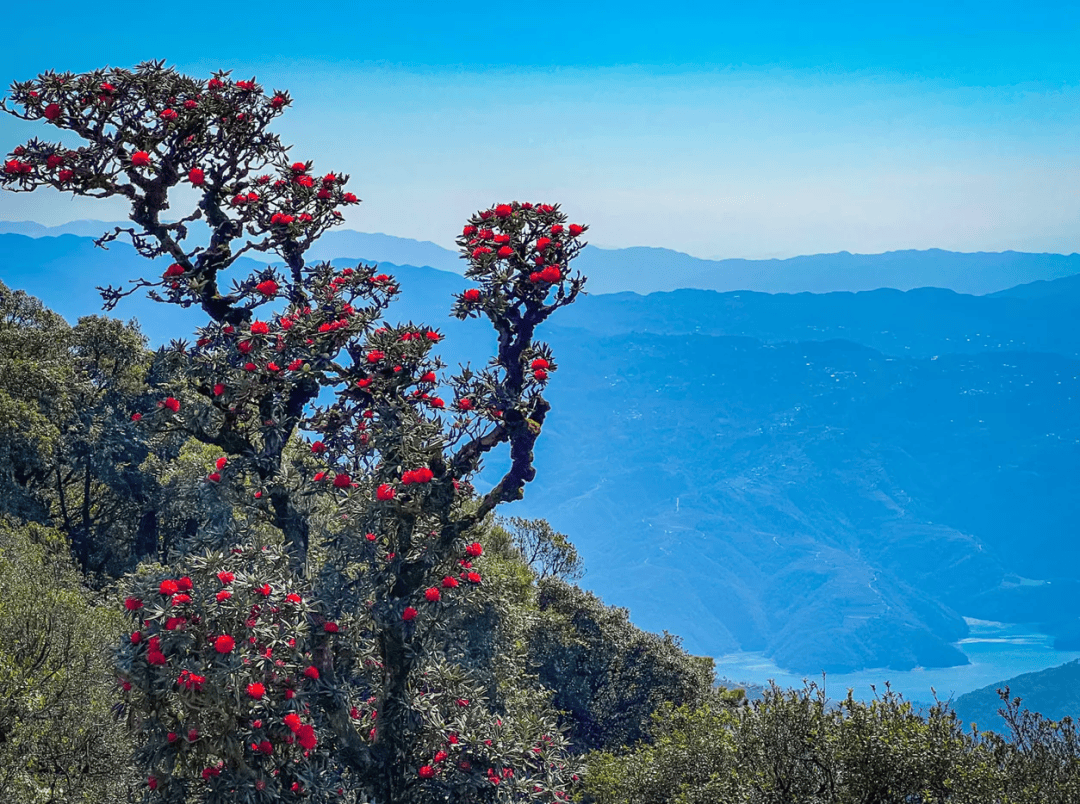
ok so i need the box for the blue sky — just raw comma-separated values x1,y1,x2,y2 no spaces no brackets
1,1,1079,258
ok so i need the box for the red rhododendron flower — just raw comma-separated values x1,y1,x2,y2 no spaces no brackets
162,397,180,412
187,166,205,185
531,358,550,370
165,616,186,630
250,321,269,335
495,204,513,218
286,592,302,603
498,246,513,258
311,441,326,453
376,484,395,501
57,169,74,182
402,606,418,621
467,572,482,584
304,665,320,680
46,154,63,169
216,590,231,602
243,362,256,372
540,266,562,282
171,593,191,605
255,584,272,597
213,383,225,396
163,263,185,278
466,542,483,557
159,579,178,596
217,571,234,584
215,456,228,470
238,340,253,354
569,223,585,236
214,634,235,653
297,724,317,750
419,765,435,779
463,288,481,302
366,350,384,363
324,621,340,633
248,682,266,699
333,473,352,489
284,713,302,732
534,369,547,380
44,103,60,120
442,576,459,588
125,596,143,610
148,650,167,666
160,108,178,121
256,280,278,295
425,587,440,602
131,151,151,167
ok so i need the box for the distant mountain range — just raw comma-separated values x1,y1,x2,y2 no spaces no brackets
951,659,1080,734
1,223,1077,677
2,219,1079,295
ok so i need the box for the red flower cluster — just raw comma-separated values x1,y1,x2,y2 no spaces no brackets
465,542,483,557
402,606,418,622
214,634,235,653
284,713,318,749
255,279,278,295
178,669,206,691
376,484,395,501
147,635,167,666
401,467,433,485
530,265,562,284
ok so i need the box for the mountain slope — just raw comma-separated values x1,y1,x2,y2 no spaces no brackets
3,230,1078,674
951,659,1080,733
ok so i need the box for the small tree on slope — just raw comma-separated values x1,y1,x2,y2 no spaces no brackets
2,61,588,804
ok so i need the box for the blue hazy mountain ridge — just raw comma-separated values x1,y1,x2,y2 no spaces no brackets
950,659,1080,734
1,230,1079,673
573,246,1080,296
4,221,1080,295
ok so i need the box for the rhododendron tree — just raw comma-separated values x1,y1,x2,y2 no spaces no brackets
2,62,589,803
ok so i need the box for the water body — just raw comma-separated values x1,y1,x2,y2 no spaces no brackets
714,617,1080,707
